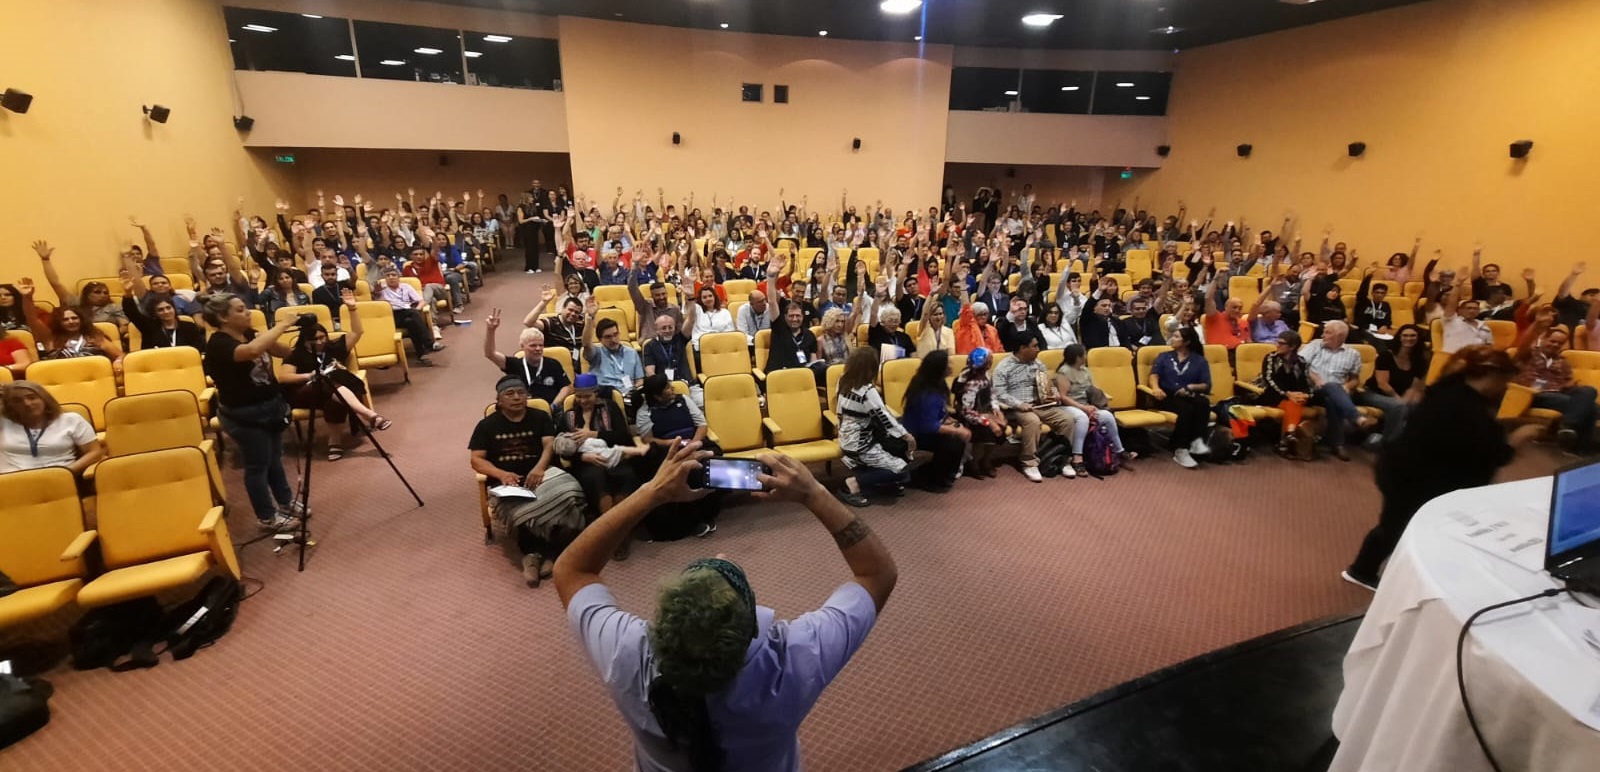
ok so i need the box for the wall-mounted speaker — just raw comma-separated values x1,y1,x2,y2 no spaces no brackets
1,88,33,114
1236,144,1252,158
1509,140,1533,159
143,104,171,124
233,115,255,132
1348,141,1366,157
672,132,681,145
439,153,450,167
852,137,861,151
1156,145,1171,157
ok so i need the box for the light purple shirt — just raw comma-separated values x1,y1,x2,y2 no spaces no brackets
375,282,421,310
569,581,878,772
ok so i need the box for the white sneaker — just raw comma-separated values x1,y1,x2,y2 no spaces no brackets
1022,466,1043,483
279,499,310,517
260,513,301,532
525,269,537,274
1189,438,1212,456
1174,449,1198,468
1061,463,1077,479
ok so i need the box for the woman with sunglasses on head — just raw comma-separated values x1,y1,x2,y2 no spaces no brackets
280,290,392,461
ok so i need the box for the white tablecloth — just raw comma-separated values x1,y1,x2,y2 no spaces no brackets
1330,477,1600,772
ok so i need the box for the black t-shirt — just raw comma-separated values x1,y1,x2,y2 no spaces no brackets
1553,295,1590,329
284,338,350,376
540,315,584,353
1367,347,1430,396
203,330,281,407
641,334,691,381
868,326,915,358
467,409,555,479
502,355,570,405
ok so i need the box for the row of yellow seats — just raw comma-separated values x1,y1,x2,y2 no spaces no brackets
0,447,240,630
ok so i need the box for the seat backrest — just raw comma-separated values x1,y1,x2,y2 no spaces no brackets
249,309,268,333
1124,250,1153,282
1349,343,1378,382
93,447,214,569
1229,275,1262,310
881,357,922,413
703,374,765,452
0,467,87,586
1389,296,1416,328
1039,348,1065,373
826,363,845,411
533,347,578,386
354,280,373,301
122,347,207,400
593,285,631,309
905,320,922,343
1136,345,1170,389
699,331,752,379
794,248,821,279
595,306,633,341
1403,281,1425,300
1234,342,1273,383
342,301,401,359
723,279,757,304
1487,320,1518,350
753,329,772,372
1086,347,1139,409
277,304,333,331
1565,350,1600,389
159,257,192,279
1203,344,1234,404
103,391,205,457
1103,273,1132,292
27,356,116,429
764,368,825,444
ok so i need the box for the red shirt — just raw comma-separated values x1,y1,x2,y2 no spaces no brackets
565,244,597,270
1203,311,1251,349
0,336,26,367
404,258,445,286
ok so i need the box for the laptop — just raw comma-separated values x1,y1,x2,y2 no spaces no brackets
1546,458,1600,592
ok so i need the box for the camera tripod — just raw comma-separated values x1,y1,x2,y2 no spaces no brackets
284,370,424,571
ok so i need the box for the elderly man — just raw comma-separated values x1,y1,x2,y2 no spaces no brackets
992,331,1078,482
736,289,774,347
955,300,1003,354
1249,280,1292,343
1299,320,1376,460
1203,271,1251,353
997,297,1035,353
1514,312,1598,454
373,268,442,362
484,308,571,406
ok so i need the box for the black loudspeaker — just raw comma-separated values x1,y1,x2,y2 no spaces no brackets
1156,145,1171,157
1,88,33,114
852,137,861,150
143,104,170,124
1348,141,1366,157
672,132,681,145
439,153,449,167
233,115,254,132
1236,144,1252,158
1509,140,1533,159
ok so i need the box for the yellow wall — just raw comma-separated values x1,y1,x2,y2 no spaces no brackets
558,16,953,213
1104,0,1599,280
0,0,297,302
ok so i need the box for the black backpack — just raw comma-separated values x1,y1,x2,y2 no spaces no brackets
68,597,165,670
1038,436,1072,478
164,576,243,660
0,674,52,750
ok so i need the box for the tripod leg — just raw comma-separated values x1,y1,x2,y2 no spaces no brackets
331,384,425,508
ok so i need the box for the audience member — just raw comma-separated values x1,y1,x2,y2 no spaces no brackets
835,348,913,506
1148,327,1213,468
898,351,969,492
1055,344,1136,475
952,348,1006,478
1358,323,1429,446
1513,309,1598,455
1299,321,1375,460
557,374,642,557
993,331,1078,481
0,380,103,478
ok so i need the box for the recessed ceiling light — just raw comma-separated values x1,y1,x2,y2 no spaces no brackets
1135,96,1152,101
880,0,923,13
334,54,355,61
242,24,278,33
1115,82,1136,87
1021,13,1064,27
819,30,828,36
1060,86,1080,91
1005,90,1020,96
483,35,513,43
914,35,923,41
1151,25,1183,34
301,14,322,19
414,47,442,55
720,23,730,29
464,51,483,58
379,59,406,66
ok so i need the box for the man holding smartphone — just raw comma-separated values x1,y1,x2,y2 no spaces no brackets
557,443,897,771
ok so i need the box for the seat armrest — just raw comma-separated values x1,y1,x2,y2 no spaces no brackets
822,410,840,430
198,387,216,412
1499,382,1537,419
752,369,766,381
82,461,99,481
475,473,488,484
198,506,225,534
762,417,784,442
62,529,98,561
706,428,721,444
1235,381,1265,396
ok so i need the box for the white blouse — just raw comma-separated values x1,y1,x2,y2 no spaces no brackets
690,307,735,349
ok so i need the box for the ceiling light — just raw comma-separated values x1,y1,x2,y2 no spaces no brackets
1136,96,1152,101
483,35,513,43
414,47,442,55
1115,82,1136,87
229,39,236,43
1004,90,1019,96
880,0,923,13
914,35,923,41
334,54,355,61
242,24,278,33
1021,13,1064,27
1151,25,1183,34
301,14,322,19
720,23,730,29
1060,86,1080,91
379,59,406,66
464,51,483,58
818,30,828,36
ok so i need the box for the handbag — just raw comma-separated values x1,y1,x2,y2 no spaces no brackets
1085,385,1111,411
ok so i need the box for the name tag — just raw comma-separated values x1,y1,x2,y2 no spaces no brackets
1139,335,1152,345
796,351,807,364
665,367,675,380
1533,379,1548,390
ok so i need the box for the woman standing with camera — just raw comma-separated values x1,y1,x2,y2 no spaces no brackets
202,292,304,531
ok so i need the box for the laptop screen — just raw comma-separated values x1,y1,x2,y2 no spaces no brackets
1550,459,1600,564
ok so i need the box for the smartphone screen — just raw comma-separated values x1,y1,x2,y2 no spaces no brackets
704,458,766,491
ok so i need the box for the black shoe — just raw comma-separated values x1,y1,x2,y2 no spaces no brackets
415,357,435,367
1340,569,1379,592
1558,428,1579,453
1228,444,1251,463
837,490,870,508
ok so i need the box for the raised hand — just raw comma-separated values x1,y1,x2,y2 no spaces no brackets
1572,262,1588,276
333,194,345,207
16,278,34,297
341,288,358,308
1521,268,1536,282
486,307,502,331
277,199,290,212
31,240,53,260
540,286,556,303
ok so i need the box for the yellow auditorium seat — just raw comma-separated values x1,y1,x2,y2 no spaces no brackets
1102,273,1133,293
537,347,579,386
694,331,755,383
342,300,411,383
398,277,440,329
702,374,766,459
159,257,191,279
794,248,822,279
1347,344,1385,420
1228,276,1262,311
1039,348,1065,373
27,356,116,430
96,391,227,499
0,467,90,628
1487,320,1518,350
354,280,373,301
1403,281,1425,301
1085,347,1176,428
723,279,758,305
276,303,333,332
762,368,843,464
825,363,845,423
856,323,871,347
1567,350,1600,394
594,306,634,342
74,447,241,609
905,320,922,344
1124,250,1154,284
753,329,772,377
122,347,215,415
1135,345,1170,401
1202,344,1261,417
880,357,921,417
1389,296,1416,328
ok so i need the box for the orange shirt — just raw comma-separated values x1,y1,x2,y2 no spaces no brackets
1203,311,1251,349
955,304,1002,354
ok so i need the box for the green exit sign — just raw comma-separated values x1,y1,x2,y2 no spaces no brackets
1120,170,1134,180
275,154,296,164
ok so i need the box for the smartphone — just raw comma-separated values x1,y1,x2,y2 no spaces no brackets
691,457,769,491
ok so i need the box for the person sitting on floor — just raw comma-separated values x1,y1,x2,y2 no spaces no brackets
557,373,642,559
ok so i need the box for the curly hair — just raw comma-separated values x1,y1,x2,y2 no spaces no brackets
649,569,752,696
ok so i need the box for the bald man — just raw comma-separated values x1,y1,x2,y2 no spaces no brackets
736,289,774,346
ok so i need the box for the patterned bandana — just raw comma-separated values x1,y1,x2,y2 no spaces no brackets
684,558,757,641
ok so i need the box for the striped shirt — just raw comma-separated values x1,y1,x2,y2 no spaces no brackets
992,355,1045,409
1299,340,1363,385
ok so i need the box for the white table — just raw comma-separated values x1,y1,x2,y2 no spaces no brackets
1330,477,1600,772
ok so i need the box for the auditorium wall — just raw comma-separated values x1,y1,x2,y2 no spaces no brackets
1102,0,1598,279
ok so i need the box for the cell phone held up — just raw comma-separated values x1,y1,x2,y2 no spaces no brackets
688,457,771,492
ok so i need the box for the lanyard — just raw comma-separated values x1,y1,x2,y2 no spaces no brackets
1171,355,1192,376
522,357,541,384
25,426,45,457
166,327,179,347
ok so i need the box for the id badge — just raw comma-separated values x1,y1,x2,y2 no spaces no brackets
665,367,675,380
797,351,808,364
1533,379,1548,390
1139,335,1152,345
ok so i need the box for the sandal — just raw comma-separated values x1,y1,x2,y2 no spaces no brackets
369,415,393,431
327,445,345,461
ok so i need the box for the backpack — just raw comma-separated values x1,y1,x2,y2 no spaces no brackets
164,577,243,661
68,597,165,670
0,674,52,750
1082,415,1120,478
1038,436,1072,478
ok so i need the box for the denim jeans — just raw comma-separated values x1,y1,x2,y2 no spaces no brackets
1355,390,1410,442
1533,386,1599,447
1062,406,1125,455
218,398,294,522
1314,383,1360,447
854,465,909,492
444,271,466,308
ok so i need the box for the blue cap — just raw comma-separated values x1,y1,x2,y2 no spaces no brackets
968,347,991,369
574,373,599,391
